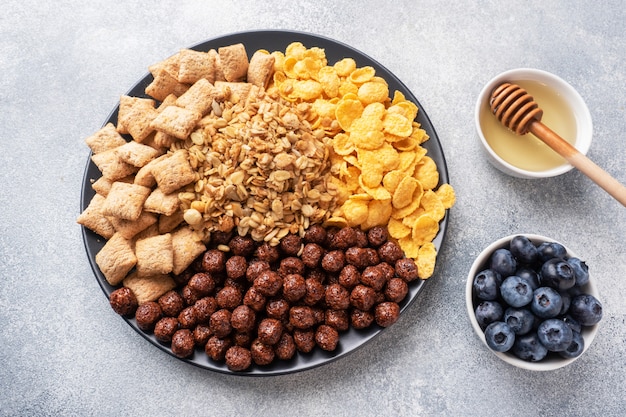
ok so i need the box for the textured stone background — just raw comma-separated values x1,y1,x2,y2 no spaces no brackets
1,1,624,415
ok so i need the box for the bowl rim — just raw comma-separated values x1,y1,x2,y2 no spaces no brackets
465,233,600,371
474,68,593,179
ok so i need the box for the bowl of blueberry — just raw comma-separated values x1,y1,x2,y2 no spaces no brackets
466,234,602,371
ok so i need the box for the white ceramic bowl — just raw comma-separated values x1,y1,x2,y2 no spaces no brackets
475,68,593,178
466,234,600,371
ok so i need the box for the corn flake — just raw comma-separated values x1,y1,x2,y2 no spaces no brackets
387,217,411,239
414,156,439,190
411,215,439,245
417,242,437,279
335,99,363,131
334,57,357,77
383,112,413,137
348,66,376,84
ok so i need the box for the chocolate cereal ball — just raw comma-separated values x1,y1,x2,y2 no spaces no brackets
360,265,387,292
375,302,401,327
367,226,388,247
171,329,195,358
216,286,243,310
325,283,351,310
350,284,377,311
250,339,275,366
301,243,325,269
243,286,267,312
154,317,179,343
378,241,404,264
303,224,327,245
245,260,271,283
225,346,252,371
338,264,361,289
289,306,317,329
205,336,232,361
315,324,339,351
194,296,218,324
293,329,316,353
331,227,358,250
158,290,185,317
201,249,227,273
257,318,283,345
193,324,212,347
395,258,419,282
280,233,303,256
228,235,256,258
274,332,296,360
325,309,349,331
254,243,281,264
385,277,409,303
282,273,306,303
187,272,216,297
135,302,162,332
344,247,369,270
350,309,374,329
109,287,138,317
321,250,345,273
278,257,305,276
176,305,196,328
253,270,283,297
265,298,290,321
209,309,233,339
303,278,325,306
225,256,248,280
230,305,256,333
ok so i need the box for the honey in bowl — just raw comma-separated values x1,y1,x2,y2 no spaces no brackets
479,79,577,172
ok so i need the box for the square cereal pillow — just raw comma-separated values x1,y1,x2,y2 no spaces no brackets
135,233,173,277
115,141,161,167
95,233,137,286
91,148,138,181
178,48,216,84
102,182,151,221
123,272,176,305
150,150,196,194
85,123,127,154
171,226,206,275
76,194,115,239
109,211,157,240
144,188,180,216
149,105,202,140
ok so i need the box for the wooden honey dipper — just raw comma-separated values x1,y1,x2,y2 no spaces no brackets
490,82,626,207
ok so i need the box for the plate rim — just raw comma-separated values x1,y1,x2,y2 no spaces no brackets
80,29,451,376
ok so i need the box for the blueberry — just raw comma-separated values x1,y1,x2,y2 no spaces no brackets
490,249,517,277
561,314,582,334
484,322,515,352
500,275,533,307
537,241,567,262
473,269,502,301
567,258,590,287
516,268,540,290
504,308,534,335
512,332,548,362
531,287,563,319
537,318,574,352
569,294,603,326
475,300,504,330
558,331,585,359
559,292,571,315
509,235,539,265
540,258,576,291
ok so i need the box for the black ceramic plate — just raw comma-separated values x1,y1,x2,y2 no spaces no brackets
81,30,450,376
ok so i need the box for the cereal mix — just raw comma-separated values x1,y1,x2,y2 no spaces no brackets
78,41,456,371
